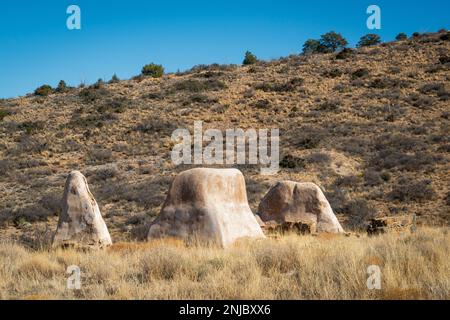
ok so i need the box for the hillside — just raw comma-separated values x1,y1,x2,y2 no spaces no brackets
0,31,449,246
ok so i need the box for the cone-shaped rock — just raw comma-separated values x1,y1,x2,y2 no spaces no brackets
53,170,112,248
148,168,265,247
257,181,344,233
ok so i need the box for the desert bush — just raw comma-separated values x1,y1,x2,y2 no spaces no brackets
141,63,164,78
291,126,326,149
345,199,376,230
38,193,62,216
0,109,11,121
357,34,381,47
302,39,323,55
439,32,450,41
254,99,271,109
374,134,426,152
34,85,53,96
395,33,408,41
445,192,450,206
210,104,228,113
188,64,237,73
351,68,369,79
419,82,445,95
0,159,12,175
87,148,113,164
243,51,258,65
437,144,450,153
369,77,409,89
173,79,226,92
87,165,119,182
371,150,440,171
335,48,354,60
363,169,385,187
302,32,348,54
279,154,305,169
17,121,45,135
135,117,178,135
184,93,218,105
109,74,120,83
98,97,130,113
323,68,342,78
254,78,303,92
79,86,111,103
404,93,434,109
334,175,361,188
316,99,341,112
8,135,48,155
388,178,436,202
67,112,118,129
192,70,225,79
337,137,370,156
320,31,348,52
305,152,331,164
55,80,69,93
324,187,349,214
438,56,450,64
12,204,55,225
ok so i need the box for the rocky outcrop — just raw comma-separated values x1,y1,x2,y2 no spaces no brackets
53,171,112,248
257,181,344,233
147,168,265,247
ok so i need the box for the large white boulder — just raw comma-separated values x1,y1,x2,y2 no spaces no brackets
148,168,265,247
53,170,112,248
257,181,344,233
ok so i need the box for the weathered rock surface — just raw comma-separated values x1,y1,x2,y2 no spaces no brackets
257,181,344,233
147,168,265,246
53,170,112,248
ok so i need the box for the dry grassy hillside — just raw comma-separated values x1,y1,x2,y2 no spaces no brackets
0,31,449,246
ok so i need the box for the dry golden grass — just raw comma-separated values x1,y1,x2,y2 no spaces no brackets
0,227,448,300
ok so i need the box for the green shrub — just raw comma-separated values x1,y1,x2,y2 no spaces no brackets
335,48,354,60
319,31,348,52
0,109,11,121
109,74,120,83
243,51,258,65
357,34,381,47
302,32,348,54
93,78,104,89
34,85,53,96
56,80,68,93
302,39,323,55
141,63,164,78
395,33,408,41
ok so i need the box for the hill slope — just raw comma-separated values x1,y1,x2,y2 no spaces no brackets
0,31,449,244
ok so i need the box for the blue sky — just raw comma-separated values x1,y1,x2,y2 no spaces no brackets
0,0,448,98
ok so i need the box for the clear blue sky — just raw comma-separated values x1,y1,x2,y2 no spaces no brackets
0,0,448,98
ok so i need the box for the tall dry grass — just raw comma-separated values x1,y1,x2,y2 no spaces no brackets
0,227,448,300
